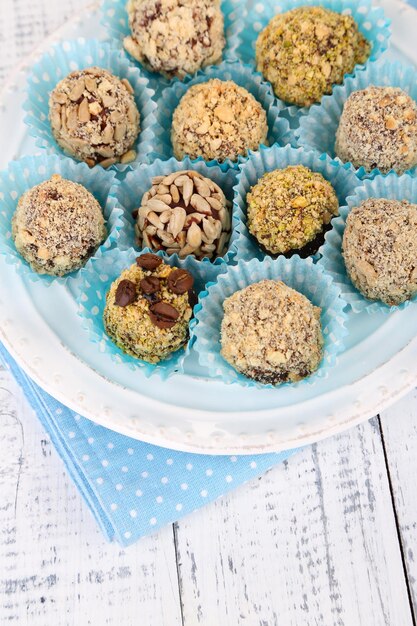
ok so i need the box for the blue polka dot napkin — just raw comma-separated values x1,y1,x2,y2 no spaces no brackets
0,342,296,545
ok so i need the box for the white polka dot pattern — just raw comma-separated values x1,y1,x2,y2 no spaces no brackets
0,338,295,545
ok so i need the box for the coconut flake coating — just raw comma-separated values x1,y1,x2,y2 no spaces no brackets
49,67,140,167
124,0,225,79
171,79,268,162
12,175,106,276
220,280,323,385
343,198,417,306
335,86,417,175
256,7,370,107
103,261,193,363
247,165,339,256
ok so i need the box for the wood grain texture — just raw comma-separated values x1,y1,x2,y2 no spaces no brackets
380,391,417,621
0,367,183,626
174,419,414,626
1,0,417,624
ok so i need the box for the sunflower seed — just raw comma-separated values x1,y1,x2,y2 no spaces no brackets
69,79,85,102
167,207,186,238
190,194,211,215
78,98,90,123
120,149,136,164
146,198,171,212
187,222,202,248
170,184,180,204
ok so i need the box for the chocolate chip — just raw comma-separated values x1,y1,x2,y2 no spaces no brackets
149,301,179,329
115,279,137,307
140,276,160,295
143,292,161,305
136,253,162,270
167,269,194,294
132,209,138,220
188,289,198,308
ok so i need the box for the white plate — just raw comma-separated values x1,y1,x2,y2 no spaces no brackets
1,0,417,455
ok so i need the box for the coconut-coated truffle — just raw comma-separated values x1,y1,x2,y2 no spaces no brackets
247,165,339,256
124,0,225,79
12,175,106,276
171,79,268,162
103,254,194,363
256,6,371,107
49,67,140,167
135,169,231,260
343,198,417,306
335,86,417,175
220,280,323,385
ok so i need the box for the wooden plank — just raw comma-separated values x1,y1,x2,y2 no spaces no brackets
174,418,414,626
379,389,417,619
0,367,183,626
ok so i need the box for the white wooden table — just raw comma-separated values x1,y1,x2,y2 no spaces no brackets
1,1,417,623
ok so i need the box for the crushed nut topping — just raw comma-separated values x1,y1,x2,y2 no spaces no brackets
336,86,417,174
124,0,225,79
171,79,268,162
49,67,140,167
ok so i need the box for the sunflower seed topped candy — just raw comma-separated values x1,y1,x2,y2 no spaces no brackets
134,170,232,259
49,67,140,168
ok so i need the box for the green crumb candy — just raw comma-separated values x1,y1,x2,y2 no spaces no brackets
246,165,339,255
256,6,371,107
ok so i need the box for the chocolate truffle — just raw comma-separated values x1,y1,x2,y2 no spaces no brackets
12,174,106,276
171,79,268,162
246,165,339,256
343,198,417,306
335,86,417,174
256,7,371,107
49,67,140,167
135,169,231,259
124,0,225,79
103,255,194,362
221,280,323,385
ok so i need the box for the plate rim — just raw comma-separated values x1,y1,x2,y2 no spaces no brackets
1,0,417,455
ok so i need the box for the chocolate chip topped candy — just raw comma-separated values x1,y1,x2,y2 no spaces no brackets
103,258,194,363
115,279,137,306
135,170,232,259
49,67,140,167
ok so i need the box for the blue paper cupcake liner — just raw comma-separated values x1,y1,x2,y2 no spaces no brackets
0,153,123,288
192,256,348,389
236,0,391,119
101,0,243,97
150,60,292,171
114,156,239,265
233,144,361,262
318,173,417,315
297,60,417,179
75,246,227,377
23,38,157,171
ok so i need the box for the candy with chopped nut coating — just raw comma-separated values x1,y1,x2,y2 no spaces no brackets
335,86,417,174
256,7,371,107
124,0,225,79
342,198,417,306
49,67,140,167
247,165,339,256
12,174,106,276
103,259,193,362
134,169,232,259
171,79,268,162
221,280,323,385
